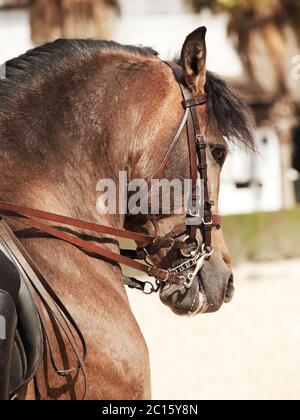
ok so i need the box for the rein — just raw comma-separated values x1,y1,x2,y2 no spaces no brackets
0,201,220,288
0,201,186,284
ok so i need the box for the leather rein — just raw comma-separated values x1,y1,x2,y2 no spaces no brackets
0,61,221,398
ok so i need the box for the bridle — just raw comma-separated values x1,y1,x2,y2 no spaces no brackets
0,61,221,294
0,61,221,398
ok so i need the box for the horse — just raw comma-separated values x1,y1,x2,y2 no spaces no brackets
0,27,254,400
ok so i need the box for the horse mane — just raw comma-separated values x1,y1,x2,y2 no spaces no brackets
0,39,158,115
0,38,253,149
205,71,255,150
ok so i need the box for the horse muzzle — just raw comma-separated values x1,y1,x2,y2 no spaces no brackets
159,253,234,316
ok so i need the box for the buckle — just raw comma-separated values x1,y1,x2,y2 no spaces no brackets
136,237,175,260
202,218,213,226
186,208,202,218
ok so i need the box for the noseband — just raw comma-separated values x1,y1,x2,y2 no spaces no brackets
0,61,221,293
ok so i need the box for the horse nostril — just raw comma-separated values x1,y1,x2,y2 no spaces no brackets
225,273,235,303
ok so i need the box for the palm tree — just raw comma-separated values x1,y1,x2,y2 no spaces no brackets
29,0,120,46
186,0,300,207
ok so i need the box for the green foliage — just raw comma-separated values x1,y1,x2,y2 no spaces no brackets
222,207,300,262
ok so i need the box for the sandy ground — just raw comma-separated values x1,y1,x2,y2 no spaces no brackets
127,259,300,400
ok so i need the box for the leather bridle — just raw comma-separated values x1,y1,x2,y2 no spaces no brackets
0,61,221,398
0,61,221,293
156,61,219,248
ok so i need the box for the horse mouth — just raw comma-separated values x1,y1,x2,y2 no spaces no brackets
159,274,209,316
194,274,235,314
194,281,209,314
159,255,234,316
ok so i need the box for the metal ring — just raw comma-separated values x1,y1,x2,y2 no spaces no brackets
201,243,214,257
181,236,201,258
142,282,155,295
184,274,194,289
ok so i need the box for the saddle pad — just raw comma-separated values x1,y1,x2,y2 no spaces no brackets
0,238,43,397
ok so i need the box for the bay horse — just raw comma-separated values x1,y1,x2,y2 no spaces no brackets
0,27,253,399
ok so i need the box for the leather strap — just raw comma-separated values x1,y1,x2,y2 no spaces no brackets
164,62,199,239
0,219,88,399
151,108,189,180
0,202,156,244
183,95,208,108
164,61,213,247
0,205,182,284
190,105,213,248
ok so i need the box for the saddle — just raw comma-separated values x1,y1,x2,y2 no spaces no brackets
0,219,88,400
0,238,43,399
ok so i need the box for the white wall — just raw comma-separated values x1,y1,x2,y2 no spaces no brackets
113,1,243,77
0,8,32,64
220,128,283,215
119,0,186,14
0,4,242,79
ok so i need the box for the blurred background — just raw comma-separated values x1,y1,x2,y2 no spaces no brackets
0,0,299,400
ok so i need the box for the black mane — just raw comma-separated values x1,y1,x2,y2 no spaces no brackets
205,71,254,149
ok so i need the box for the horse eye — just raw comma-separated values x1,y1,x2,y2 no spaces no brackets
210,145,227,166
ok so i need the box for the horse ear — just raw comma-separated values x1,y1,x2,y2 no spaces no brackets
181,27,207,94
